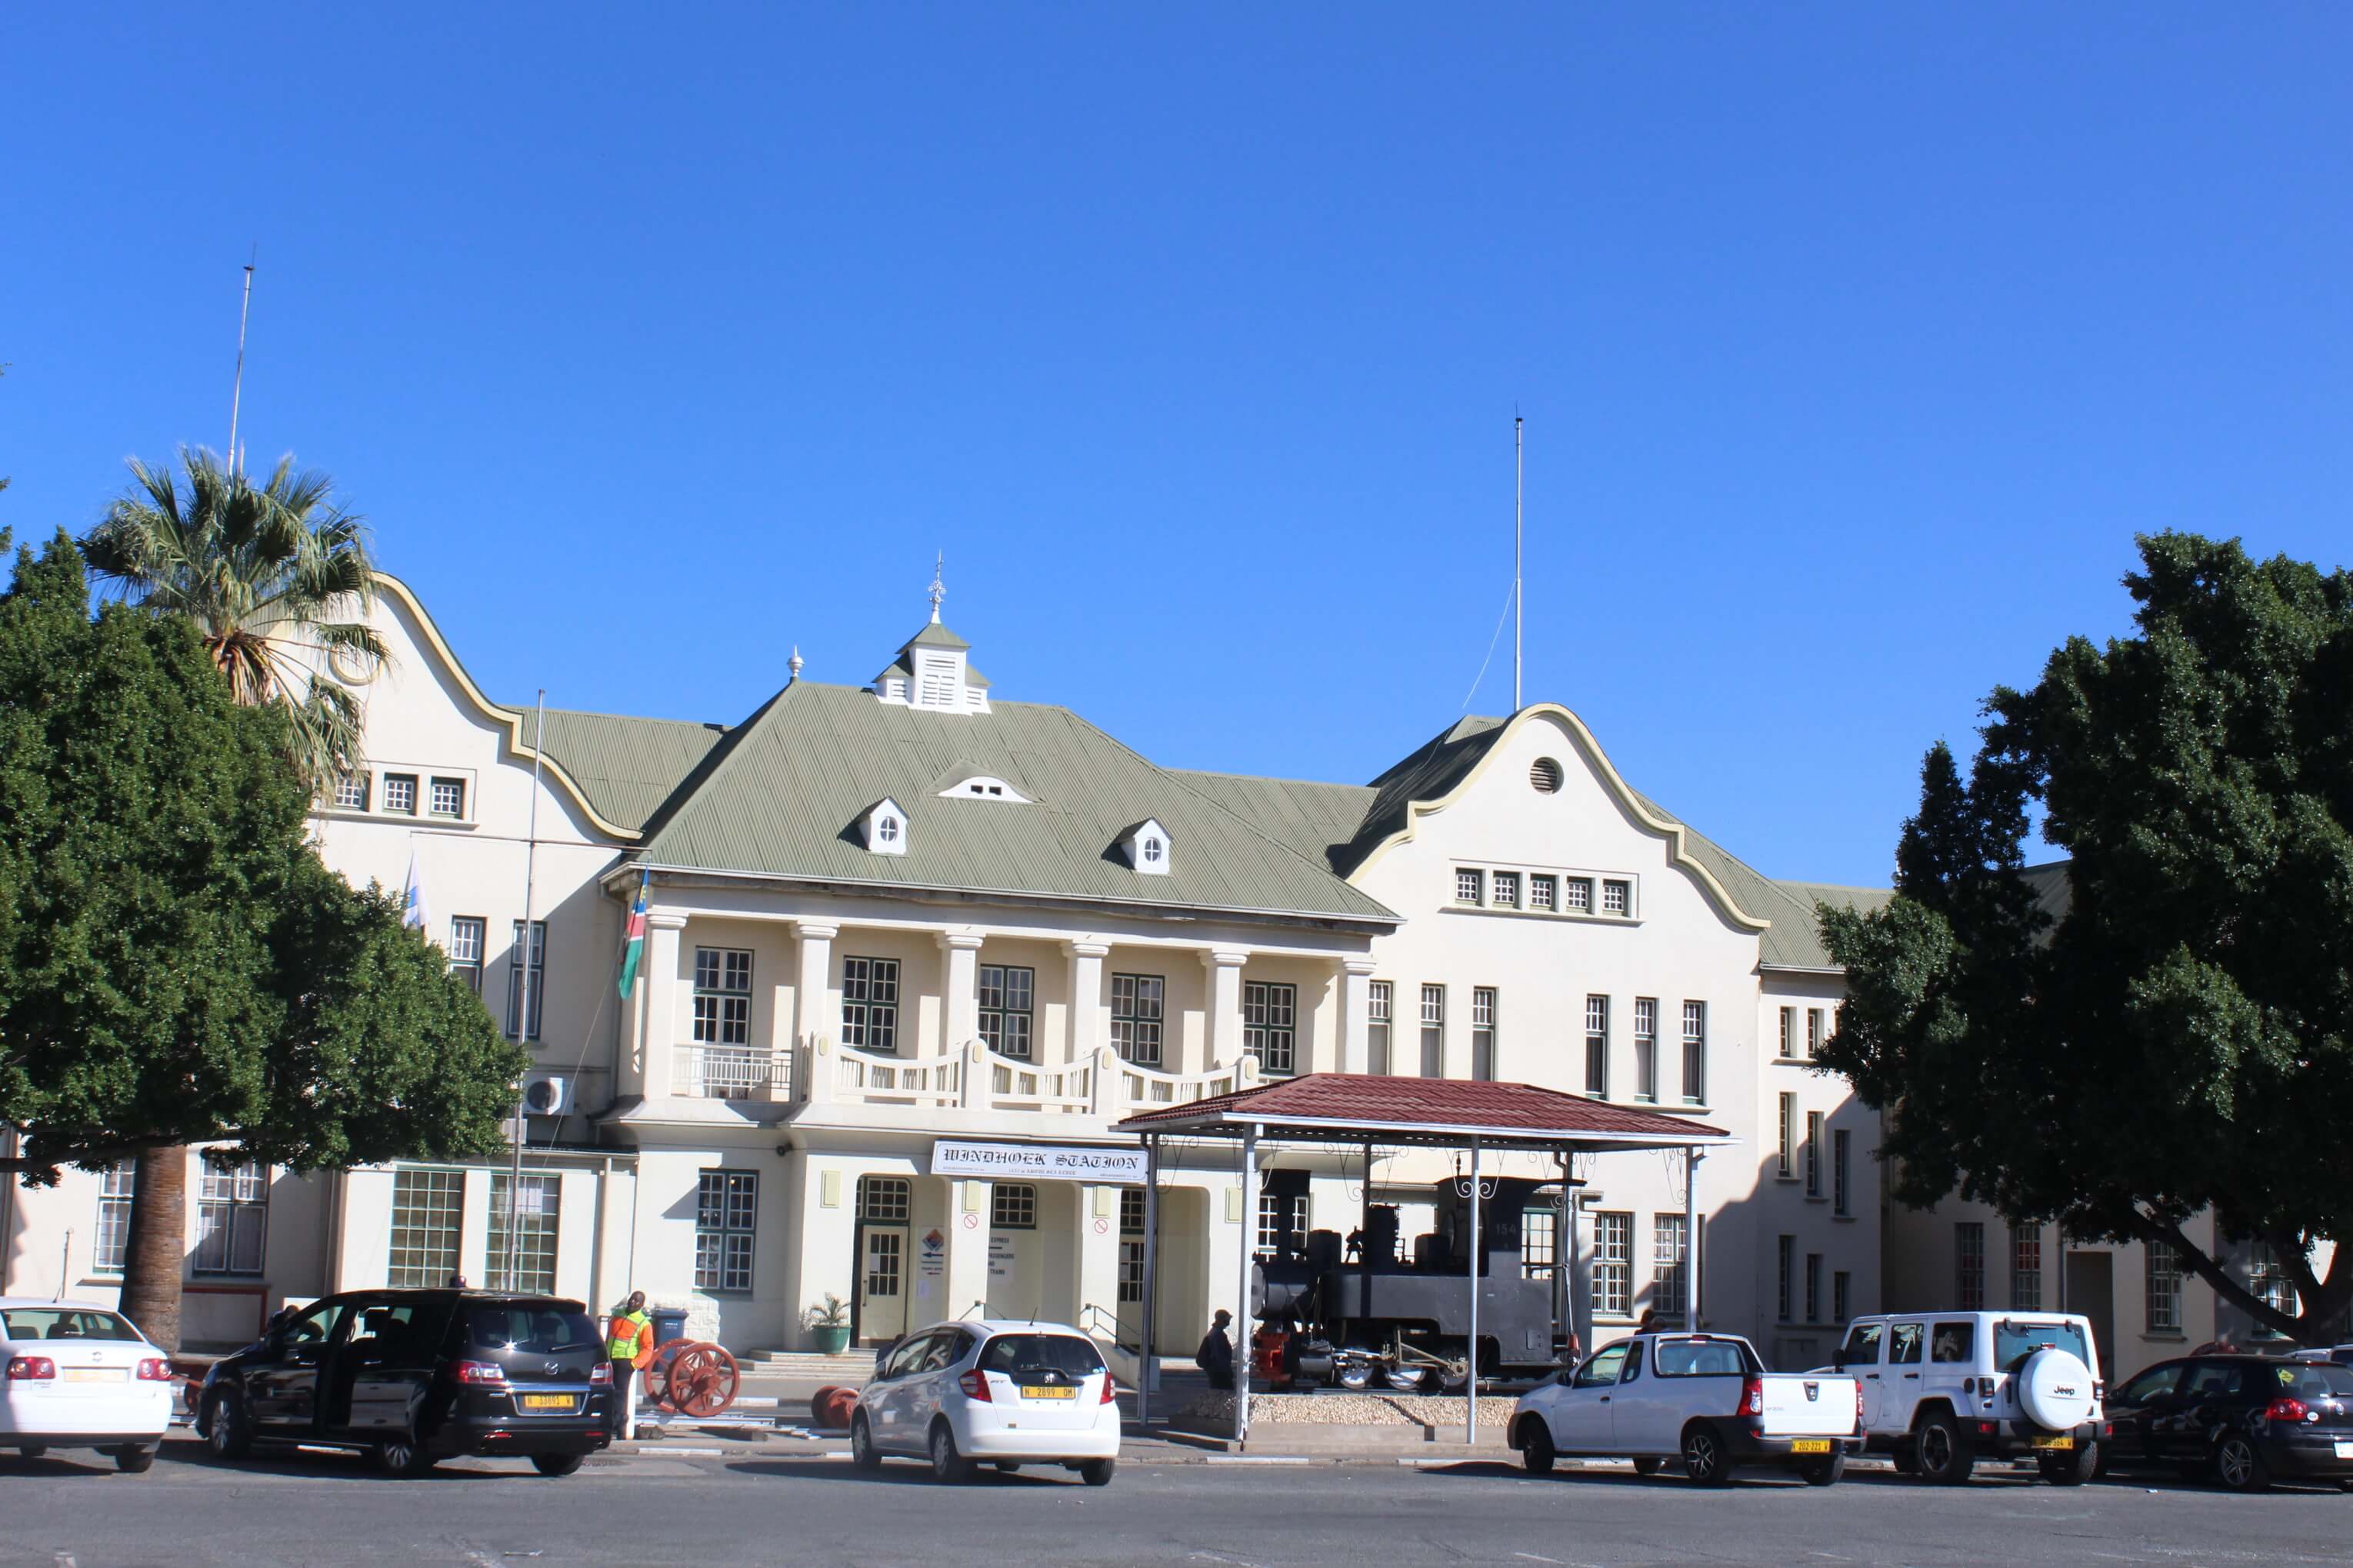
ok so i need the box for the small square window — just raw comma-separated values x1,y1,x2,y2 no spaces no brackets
382,774,418,815
992,1183,1038,1229
1491,871,1520,908
1602,879,1630,915
1455,868,1484,905
1529,875,1556,911
1565,878,1594,914
332,774,368,811
428,777,465,817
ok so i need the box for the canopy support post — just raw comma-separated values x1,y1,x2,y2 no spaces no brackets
1684,1144,1704,1327
1465,1134,1481,1445
1234,1122,1258,1442
1138,1133,1159,1423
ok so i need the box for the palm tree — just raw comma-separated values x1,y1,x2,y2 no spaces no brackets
82,448,385,1350
85,447,386,790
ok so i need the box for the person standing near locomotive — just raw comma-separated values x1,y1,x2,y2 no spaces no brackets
605,1290,655,1439
1197,1309,1235,1391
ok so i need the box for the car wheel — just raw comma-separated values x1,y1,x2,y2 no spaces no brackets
2211,1433,2270,1493
1914,1413,1975,1485
110,1444,156,1475
2038,1442,2098,1486
1518,1417,1556,1476
850,1414,881,1471
1079,1458,1115,1487
1681,1423,1731,1486
1632,1456,1665,1477
928,1423,973,1483
377,1434,438,1478
205,1390,252,1460
994,1461,1021,1473
16,1446,48,1461
531,1453,585,1477
1797,1452,1846,1487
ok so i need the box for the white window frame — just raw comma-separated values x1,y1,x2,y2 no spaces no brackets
2145,1237,2182,1333
447,916,485,995
1418,984,1445,1078
693,947,754,1047
1601,878,1630,916
1955,1221,1986,1311
487,1171,560,1294
1593,1212,1632,1317
1632,997,1658,1103
695,1170,758,1292
1454,867,1483,906
1255,1190,1308,1254
1529,874,1556,912
1807,1007,1826,1058
95,1158,136,1275
382,772,418,816
992,1182,1038,1229
979,964,1035,1060
842,957,900,1054
388,1168,463,1289
1367,980,1392,1076
1243,980,1298,1076
1778,1093,1796,1178
1778,1007,1796,1060
1471,987,1497,1082
2011,1221,2043,1312
195,1158,268,1277
1805,1110,1824,1198
1652,1213,1688,1322
1583,994,1609,1100
428,775,465,818
1491,870,1520,909
332,774,368,811
1565,877,1593,914
505,919,548,1041
1110,973,1164,1066
1681,1000,1706,1105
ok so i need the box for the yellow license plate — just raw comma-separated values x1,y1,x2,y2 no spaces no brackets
1020,1386,1076,1400
62,1367,125,1383
1789,1440,1832,1454
2031,1436,2073,1450
521,1393,575,1410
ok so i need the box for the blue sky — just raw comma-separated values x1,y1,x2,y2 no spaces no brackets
7,5,2349,886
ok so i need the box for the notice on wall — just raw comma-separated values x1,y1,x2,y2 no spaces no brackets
988,1233,1015,1280
931,1140,1147,1181
917,1229,944,1299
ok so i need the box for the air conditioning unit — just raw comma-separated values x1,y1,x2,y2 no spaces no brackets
521,1072,573,1117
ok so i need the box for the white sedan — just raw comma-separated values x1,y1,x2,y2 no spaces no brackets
1,1298,176,1472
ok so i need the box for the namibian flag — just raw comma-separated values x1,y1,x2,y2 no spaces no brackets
616,874,649,999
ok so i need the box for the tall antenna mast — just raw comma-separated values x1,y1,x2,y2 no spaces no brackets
1513,415,1525,711
228,248,256,475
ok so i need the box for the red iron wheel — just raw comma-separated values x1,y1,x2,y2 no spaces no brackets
664,1343,741,1418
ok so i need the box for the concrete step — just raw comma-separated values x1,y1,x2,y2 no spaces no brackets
732,1351,875,1380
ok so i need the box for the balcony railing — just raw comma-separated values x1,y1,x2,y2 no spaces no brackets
672,1044,785,1100
794,1037,1256,1118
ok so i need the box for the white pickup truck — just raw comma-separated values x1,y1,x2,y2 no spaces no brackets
1509,1332,1863,1485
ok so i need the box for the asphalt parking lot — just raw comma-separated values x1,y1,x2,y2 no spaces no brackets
6,1436,2351,1568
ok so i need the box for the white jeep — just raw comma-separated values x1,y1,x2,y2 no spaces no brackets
1835,1311,2107,1484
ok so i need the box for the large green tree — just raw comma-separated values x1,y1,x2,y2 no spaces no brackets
0,531,524,1348
1821,531,2353,1342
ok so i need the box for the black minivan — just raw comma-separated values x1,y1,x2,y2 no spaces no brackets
198,1290,612,1476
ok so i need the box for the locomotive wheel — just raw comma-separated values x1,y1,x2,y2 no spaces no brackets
1383,1363,1433,1393
668,1343,741,1418
1335,1360,1373,1391
1437,1360,1471,1393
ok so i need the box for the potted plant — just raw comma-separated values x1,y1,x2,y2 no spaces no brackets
806,1293,853,1355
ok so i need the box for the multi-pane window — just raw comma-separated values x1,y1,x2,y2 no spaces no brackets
992,1183,1038,1230
195,1159,268,1276
1584,995,1609,1099
1777,1234,1795,1321
842,957,900,1054
1256,1191,1308,1253
333,774,368,811
1521,1197,1559,1280
1367,981,1393,1075
95,1159,136,1274
1955,1222,1986,1310
2145,1237,2183,1333
2011,1222,2043,1311
1593,1212,1632,1317
693,947,753,1046
1471,987,1498,1081
1833,1270,1851,1324
429,776,465,818
1833,1130,1852,1217
1602,879,1630,916
1652,1214,1688,1320
388,1169,463,1289
505,920,547,1041
382,773,418,814
865,1230,902,1301
1491,871,1521,909
1805,1112,1824,1198
1454,868,1483,905
1806,1008,1825,1058
1805,1253,1823,1323
1565,877,1594,914
978,965,1035,1060
1110,973,1164,1066
695,1170,758,1291
1243,981,1298,1075
1778,1007,1796,1059
1418,984,1445,1077
1633,998,1658,1102
1118,1188,1147,1304
487,1172,559,1294
447,916,485,994
859,1176,912,1222
1680,1001,1707,1104
1529,874,1557,912
1778,1094,1797,1177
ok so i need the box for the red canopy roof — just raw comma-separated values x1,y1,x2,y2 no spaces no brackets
1116,1072,1731,1150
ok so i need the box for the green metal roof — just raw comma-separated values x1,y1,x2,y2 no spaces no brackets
522,707,730,832
630,683,1400,924
905,621,971,652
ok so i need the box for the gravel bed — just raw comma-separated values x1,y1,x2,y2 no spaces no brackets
1177,1391,1516,1427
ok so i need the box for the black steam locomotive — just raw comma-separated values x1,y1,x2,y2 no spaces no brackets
1249,1170,1572,1392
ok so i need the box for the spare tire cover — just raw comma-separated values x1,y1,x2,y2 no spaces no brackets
2017,1347,2095,1431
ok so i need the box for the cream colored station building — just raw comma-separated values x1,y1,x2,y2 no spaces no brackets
0,576,1886,1370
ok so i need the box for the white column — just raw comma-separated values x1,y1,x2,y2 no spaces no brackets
639,914,687,1101
793,921,838,1103
1064,940,1108,1066
1685,1147,1705,1329
938,930,983,1050
1234,1123,1258,1440
944,1178,992,1320
1075,1185,1122,1343
1202,949,1248,1069
1338,959,1375,1075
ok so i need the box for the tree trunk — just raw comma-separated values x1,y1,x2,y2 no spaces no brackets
118,1146,187,1353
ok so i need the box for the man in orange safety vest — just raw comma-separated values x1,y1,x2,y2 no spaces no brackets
606,1290,655,1438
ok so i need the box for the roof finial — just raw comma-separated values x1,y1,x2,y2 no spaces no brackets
928,551,945,624
788,644,804,681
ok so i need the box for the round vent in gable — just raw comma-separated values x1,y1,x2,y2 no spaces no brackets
1530,757,1563,794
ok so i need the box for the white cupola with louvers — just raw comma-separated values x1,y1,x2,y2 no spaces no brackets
870,558,992,715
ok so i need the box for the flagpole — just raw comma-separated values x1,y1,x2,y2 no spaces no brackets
508,694,546,1287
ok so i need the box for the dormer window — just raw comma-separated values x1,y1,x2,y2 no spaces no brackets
937,774,1032,804
862,797,908,855
1119,818,1172,876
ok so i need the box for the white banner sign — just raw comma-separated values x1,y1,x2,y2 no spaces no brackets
931,1140,1148,1182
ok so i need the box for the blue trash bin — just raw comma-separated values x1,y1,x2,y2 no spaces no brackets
651,1307,689,1345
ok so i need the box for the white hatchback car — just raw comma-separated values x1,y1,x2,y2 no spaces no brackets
852,1320,1120,1485
1,1298,176,1472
